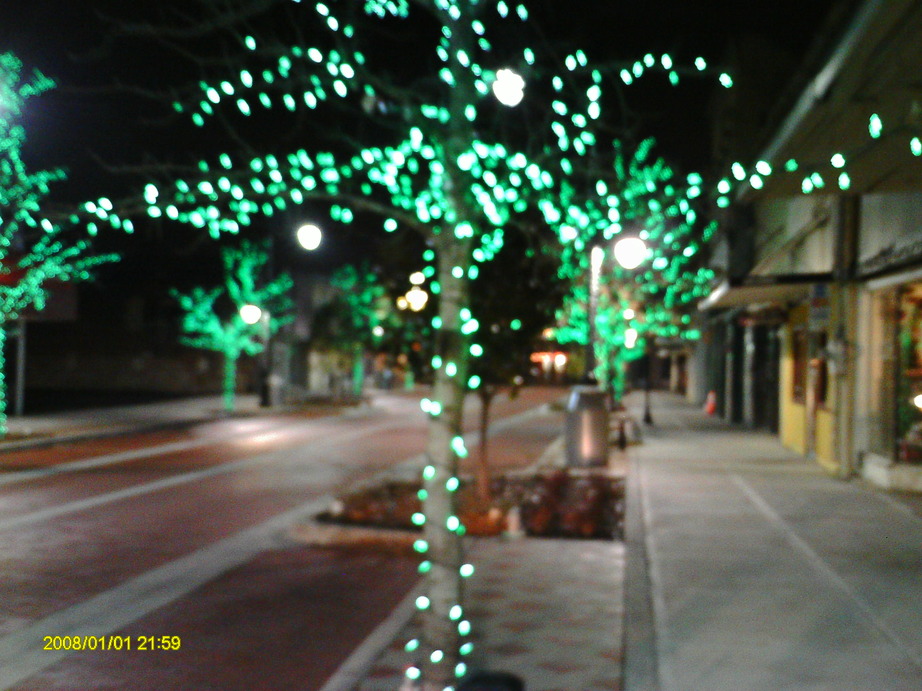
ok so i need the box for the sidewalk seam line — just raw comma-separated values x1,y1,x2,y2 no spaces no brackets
730,472,922,672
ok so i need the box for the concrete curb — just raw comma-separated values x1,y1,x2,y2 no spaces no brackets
288,520,419,555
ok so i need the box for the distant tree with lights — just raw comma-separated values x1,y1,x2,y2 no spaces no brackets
312,262,386,398
0,52,118,436
467,226,564,504
171,240,292,413
551,138,717,399
89,1,735,684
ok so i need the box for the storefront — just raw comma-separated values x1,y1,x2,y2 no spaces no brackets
854,191,922,489
859,271,922,488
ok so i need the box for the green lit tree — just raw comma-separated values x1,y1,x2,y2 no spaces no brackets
0,52,118,436
467,227,564,504
172,240,292,413
552,138,717,399
88,2,734,684
312,262,387,398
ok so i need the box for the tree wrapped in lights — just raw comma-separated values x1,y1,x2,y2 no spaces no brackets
551,137,717,399
313,262,387,398
172,241,292,413
0,52,118,436
90,1,734,684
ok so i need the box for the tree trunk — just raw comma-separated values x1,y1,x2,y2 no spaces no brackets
352,343,364,398
416,5,482,687
476,387,497,505
222,352,237,413
418,232,471,688
0,326,7,437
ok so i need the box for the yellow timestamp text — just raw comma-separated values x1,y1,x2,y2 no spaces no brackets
43,635,181,651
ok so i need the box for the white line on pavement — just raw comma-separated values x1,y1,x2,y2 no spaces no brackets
318,582,424,691
0,418,322,488
0,420,401,533
730,472,922,672
0,495,329,690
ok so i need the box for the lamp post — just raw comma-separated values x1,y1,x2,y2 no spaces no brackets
254,222,322,407
643,342,654,426
240,303,272,406
610,235,654,424
585,244,604,381
492,68,525,107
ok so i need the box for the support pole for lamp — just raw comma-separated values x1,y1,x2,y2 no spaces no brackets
585,245,604,381
643,345,654,425
259,311,271,407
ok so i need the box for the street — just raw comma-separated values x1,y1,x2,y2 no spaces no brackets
0,386,566,690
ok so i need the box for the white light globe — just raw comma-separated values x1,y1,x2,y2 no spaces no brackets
492,68,525,107
296,223,322,251
613,237,647,270
406,286,429,312
239,304,263,325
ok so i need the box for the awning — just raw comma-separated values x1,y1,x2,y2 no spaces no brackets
699,274,831,311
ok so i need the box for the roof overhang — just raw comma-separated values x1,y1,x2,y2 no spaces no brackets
699,273,831,310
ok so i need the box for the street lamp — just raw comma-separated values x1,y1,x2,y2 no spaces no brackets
296,223,323,251
254,223,322,408
613,236,647,270
241,303,272,406
239,303,263,325
610,235,654,424
405,286,429,312
492,68,525,107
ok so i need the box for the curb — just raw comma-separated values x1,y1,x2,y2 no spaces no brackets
288,520,419,555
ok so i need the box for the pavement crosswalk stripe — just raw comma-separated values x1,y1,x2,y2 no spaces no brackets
0,418,335,487
0,420,402,533
0,496,329,690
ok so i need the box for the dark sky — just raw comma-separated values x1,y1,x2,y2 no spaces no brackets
0,0,844,267
1,0,841,175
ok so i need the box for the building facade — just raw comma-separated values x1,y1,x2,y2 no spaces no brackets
701,0,922,489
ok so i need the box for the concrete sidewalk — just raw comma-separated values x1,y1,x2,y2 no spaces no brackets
622,392,922,691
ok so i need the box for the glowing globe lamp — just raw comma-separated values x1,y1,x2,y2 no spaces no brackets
296,223,322,251
240,304,263,325
492,68,525,107
613,237,647,270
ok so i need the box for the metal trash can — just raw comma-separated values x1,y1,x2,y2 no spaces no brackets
564,385,609,467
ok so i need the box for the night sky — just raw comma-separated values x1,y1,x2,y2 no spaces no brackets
1,1,842,180
0,0,845,283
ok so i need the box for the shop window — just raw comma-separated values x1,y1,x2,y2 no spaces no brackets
792,329,808,404
897,283,922,463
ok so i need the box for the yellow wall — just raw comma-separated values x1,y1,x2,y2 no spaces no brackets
778,302,840,473
816,409,836,472
783,401,807,453
780,308,807,454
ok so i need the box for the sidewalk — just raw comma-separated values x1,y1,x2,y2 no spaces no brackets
622,392,922,691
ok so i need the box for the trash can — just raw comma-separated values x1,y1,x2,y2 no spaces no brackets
564,385,609,467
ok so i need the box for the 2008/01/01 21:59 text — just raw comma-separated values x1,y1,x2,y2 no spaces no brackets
43,635,182,651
